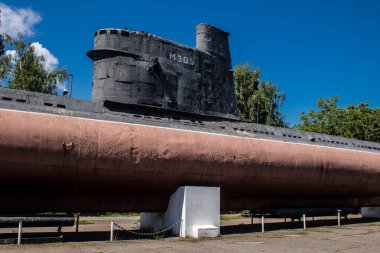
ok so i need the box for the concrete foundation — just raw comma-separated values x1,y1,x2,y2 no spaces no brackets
361,207,380,218
140,186,220,238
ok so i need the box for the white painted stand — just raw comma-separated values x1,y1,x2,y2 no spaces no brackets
17,220,22,245
302,213,306,229
110,221,114,241
361,207,380,218
140,186,220,238
337,210,341,226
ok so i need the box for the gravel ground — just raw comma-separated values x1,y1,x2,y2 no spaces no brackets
1,215,380,252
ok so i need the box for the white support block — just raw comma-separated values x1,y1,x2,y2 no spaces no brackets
361,207,380,218
141,186,220,238
193,225,219,238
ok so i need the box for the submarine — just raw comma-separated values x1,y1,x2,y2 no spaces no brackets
0,24,380,213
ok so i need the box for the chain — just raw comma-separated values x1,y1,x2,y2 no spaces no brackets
113,219,182,236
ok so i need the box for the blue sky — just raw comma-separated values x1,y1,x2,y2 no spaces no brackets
2,0,380,125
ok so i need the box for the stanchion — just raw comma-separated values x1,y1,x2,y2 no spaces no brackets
302,214,306,229
17,220,22,245
261,215,265,233
337,210,341,226
110,221,115,241
76,214,80,233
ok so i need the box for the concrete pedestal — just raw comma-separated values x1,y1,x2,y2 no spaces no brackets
140,186,220,238
361,207,380,218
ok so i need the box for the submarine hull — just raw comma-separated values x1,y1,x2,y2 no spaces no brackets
1,108,380,213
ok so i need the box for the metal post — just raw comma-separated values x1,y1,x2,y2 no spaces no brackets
261,215,265,233
250,210,253,225
76,214,80,233
17,220,22,245
69,74,74,98
110,221,115,241
284,218,287,223
337,210,341,226
302,214,306,229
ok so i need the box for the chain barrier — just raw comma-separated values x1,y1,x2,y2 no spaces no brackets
113,219,182,237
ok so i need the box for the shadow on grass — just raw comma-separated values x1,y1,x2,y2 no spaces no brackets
64,229,179,242
1,217,380,243
0,229,176,243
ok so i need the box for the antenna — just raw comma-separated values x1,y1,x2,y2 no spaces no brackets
69,74,73,98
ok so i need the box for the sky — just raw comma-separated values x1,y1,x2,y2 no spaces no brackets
1,0,379,125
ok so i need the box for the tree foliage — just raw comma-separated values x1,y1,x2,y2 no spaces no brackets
234,63,286,127
0,35,4,56
295,96,380,142
0,35,12,81
0,34,69,94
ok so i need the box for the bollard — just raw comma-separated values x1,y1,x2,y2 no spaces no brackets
337,210,341,226
76,214,80,233
250,210,253,225
261,215,265,233
110,221,115,241
302,214,306,229
17,220,22,245
284,218,287,223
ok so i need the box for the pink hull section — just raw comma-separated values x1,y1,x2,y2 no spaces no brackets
1,109,380,212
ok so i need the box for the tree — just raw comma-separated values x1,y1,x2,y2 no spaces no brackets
0,34,4,56
0,33,69,94
234,63,286,127
295,96,380,143
0,34,12,83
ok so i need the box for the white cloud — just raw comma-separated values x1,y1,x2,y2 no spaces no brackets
0,3,41,37
6,42,59,71
31,42,58,72
56,81,68,92
31,42,67,91
0,2,66,92
5,49,16,59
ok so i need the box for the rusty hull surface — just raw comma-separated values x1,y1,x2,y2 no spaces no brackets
1,108,380,213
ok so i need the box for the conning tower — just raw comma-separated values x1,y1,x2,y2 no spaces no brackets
196,23,231,61
87,24,237,119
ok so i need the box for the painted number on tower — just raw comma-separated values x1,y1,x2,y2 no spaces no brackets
169,53,195,65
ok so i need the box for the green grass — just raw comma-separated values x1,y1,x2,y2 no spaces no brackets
153,234,165,240
100,212,139,217
78,220,94,225
79,212,139,217
220,214,246,221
